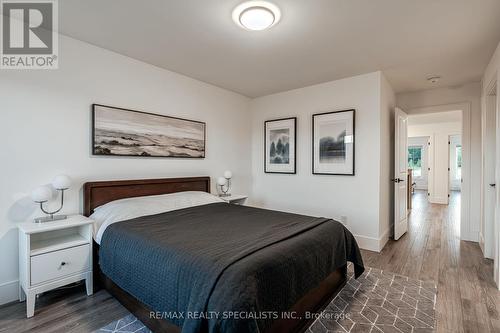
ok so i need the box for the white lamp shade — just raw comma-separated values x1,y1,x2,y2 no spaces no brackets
52,174,72,190
224,170,233,179
31,186,52,203
217,177,227,186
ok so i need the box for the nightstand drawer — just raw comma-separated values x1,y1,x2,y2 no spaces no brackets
30,244,90,285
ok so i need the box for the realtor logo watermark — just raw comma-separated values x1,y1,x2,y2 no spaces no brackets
1,0,58,69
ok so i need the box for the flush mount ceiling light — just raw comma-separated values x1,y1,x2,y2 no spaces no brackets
232,1,281,31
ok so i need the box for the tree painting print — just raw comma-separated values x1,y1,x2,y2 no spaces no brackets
265,117,296,174
269,129,290,164
93,104,205,158
313,110,355,175
319,122,347,163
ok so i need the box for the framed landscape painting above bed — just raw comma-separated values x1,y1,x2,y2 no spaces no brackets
92,104,206,158
312,109,355,175
264,117,296,174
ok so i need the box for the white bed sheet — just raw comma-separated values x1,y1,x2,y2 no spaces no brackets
91,191,224,244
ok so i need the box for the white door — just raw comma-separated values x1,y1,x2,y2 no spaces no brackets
394,107,409,240
449,135,462,191
483,93,496,259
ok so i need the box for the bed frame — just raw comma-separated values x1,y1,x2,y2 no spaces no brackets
83,176,346,333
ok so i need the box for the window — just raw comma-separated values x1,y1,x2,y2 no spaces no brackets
408,146,422,177
455,145,462,180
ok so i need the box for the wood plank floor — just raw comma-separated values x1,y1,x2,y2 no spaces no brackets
0,190,498,332
361,190,500,332
0,283,128,333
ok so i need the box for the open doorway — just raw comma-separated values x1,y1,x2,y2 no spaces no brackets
406,110,463,235
394,102,473,243
408,136,429,193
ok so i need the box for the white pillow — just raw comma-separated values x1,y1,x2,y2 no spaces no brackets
91,191,224,244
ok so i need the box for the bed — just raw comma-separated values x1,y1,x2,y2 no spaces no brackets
84,177,364,333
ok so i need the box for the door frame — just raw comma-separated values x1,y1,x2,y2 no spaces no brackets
407,102,472,241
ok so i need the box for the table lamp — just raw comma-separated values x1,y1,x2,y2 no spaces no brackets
31,175,72,223
217,170,232,197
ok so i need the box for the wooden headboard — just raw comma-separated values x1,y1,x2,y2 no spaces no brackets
83,177,210,216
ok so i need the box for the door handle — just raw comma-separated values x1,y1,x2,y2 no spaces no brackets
490,183,496,187
391,178,404,183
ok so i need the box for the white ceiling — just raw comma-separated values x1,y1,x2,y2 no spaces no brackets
59,0,500,97
408,110,462,126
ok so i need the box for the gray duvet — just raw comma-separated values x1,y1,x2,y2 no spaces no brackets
100,202,364,333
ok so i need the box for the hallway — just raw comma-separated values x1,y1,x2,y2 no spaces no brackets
361,190,500,332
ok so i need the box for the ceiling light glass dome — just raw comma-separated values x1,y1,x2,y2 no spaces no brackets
233,1,281,31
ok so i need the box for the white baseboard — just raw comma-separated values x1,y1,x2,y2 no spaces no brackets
355,229,389,253
430,196,448,204
461,230,479,243
479,231,494,259
0,280,18,306
378,228,390,251
479,232,485,253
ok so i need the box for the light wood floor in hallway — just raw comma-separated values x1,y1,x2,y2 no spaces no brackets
0,190,498,332
361,190,500,332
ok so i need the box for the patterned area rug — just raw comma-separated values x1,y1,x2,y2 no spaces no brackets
308,267,437,333
95,314,151,333
95,267,436,333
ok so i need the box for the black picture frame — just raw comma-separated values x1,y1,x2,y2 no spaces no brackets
264,117,297,174
92,104,206,158
312,109,355,176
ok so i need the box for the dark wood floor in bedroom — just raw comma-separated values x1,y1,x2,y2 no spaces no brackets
361,190,500,333
0,190,498,333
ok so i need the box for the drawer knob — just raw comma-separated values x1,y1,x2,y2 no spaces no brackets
60,262,66,266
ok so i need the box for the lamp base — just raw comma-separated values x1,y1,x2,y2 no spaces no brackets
34,214,68,224
218,194,231,197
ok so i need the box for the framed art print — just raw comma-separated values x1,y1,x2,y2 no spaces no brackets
312,109,355,175
92,104,205,158
264,117,296,174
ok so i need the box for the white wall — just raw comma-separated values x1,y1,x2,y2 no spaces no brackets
483,42,500,96
431,133,451,204
0,35,252,305
249,71,391,252
398,82,481,239
408,121,462,136
379,74,396,240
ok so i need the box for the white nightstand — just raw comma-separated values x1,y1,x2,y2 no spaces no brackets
18,215,94,318
220,194,248,205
